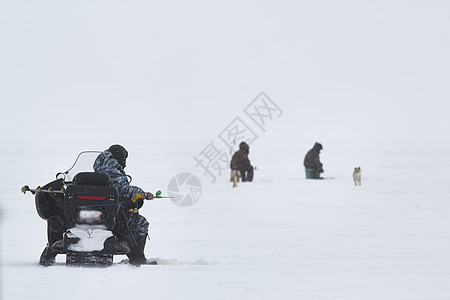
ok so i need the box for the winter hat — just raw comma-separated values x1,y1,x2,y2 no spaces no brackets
313,142,323,151
239,142,250,153
240,141,249,150
108,144,128,168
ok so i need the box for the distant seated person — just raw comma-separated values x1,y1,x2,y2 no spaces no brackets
303,142,324,179
230,142,254,182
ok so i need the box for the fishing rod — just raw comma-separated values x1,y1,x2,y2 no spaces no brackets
21,185,65,195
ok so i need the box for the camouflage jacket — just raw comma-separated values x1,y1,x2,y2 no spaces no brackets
93,150,146,209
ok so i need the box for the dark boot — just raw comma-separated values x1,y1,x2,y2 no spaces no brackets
246,167,254,182
127,236,145,265
39,244,57,266
240,169,247,182
127,235,157,266
314,169,323,179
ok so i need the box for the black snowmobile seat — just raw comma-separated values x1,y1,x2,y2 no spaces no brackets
72,172,110,186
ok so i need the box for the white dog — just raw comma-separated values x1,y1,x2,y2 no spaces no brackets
353,167,361,186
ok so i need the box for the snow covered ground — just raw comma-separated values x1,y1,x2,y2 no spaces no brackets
1,1,450,299
1,146,450,299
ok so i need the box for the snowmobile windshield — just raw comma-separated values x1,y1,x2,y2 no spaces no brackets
57,151,102,182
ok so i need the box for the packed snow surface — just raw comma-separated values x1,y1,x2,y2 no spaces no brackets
1,148,450,299
66,225,112,252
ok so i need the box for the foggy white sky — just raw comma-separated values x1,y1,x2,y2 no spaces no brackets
1,0,449,160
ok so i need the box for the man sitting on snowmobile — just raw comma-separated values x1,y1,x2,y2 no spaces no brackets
230,142,254,182
93,145,155,265
303,142,324,179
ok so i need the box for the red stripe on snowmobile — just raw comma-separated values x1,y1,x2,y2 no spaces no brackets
77,195,107,200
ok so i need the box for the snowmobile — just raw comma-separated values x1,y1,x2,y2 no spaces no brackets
22,151,131,266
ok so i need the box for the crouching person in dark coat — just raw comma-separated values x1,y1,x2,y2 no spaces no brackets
230,142,254,182
94,145,156,265
303,142,324,179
